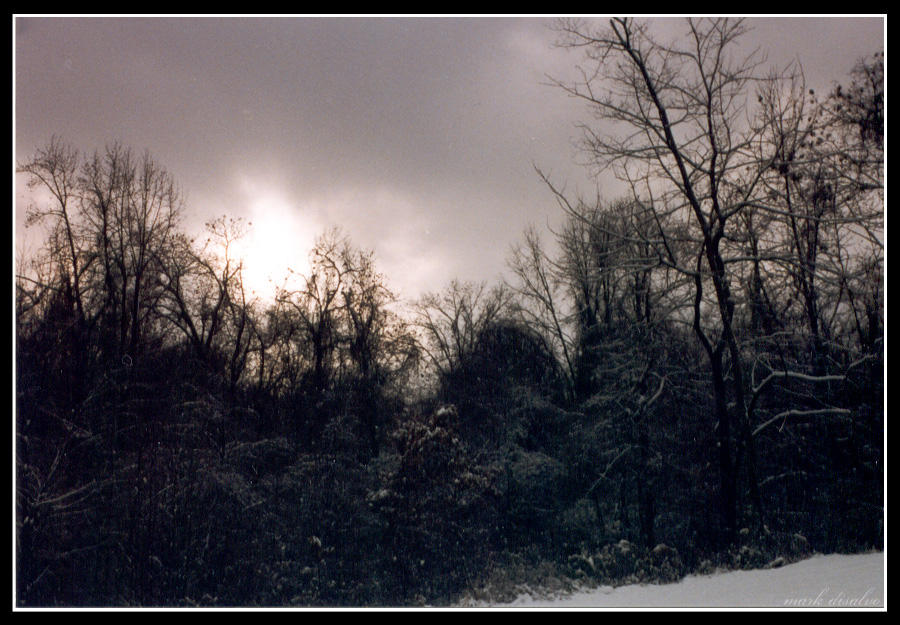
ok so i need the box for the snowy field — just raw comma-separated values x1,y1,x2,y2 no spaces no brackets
467,552,885,609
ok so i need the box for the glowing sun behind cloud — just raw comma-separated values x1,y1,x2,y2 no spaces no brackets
232,177,320,300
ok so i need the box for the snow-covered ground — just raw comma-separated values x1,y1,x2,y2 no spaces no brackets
470,552,885,609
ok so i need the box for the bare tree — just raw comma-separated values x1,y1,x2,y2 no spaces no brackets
272,228,418,451
75,142,184,358
547,17,882,544
276,228,354,396
18,137,90,324
157,216,258,393
413,279,514,386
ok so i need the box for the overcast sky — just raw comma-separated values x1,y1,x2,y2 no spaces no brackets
14,15,885,302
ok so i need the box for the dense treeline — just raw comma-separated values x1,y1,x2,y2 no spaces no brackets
16,19,882,607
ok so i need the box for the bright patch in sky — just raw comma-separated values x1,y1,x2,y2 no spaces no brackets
233,176,319,300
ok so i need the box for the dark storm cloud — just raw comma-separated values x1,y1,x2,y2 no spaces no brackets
14,15,885,299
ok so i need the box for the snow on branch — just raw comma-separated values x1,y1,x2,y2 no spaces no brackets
585,444,633,496
752,407,852,437
638,374,667,409
751,369,845,397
